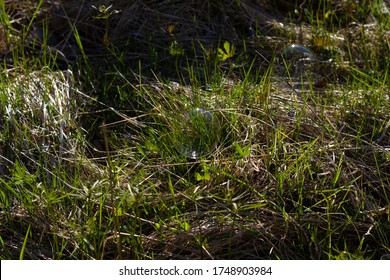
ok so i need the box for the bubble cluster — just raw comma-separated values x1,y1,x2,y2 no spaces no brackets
173,108,220,159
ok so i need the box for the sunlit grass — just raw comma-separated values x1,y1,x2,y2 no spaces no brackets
0,0,389,260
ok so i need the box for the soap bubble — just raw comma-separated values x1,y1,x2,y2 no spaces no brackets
274,44,317,82
173,108,220,159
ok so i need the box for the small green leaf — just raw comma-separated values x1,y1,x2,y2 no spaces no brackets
224,41,231,54
195,172,211,181
181,221,190,231
235,143,251,157
217,41,235,61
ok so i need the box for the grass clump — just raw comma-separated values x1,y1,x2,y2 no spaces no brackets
0,0,389,259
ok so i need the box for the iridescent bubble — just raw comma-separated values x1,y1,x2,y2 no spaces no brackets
274,44,316,81
173,108,220,159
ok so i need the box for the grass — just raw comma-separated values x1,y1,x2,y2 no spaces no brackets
0,0,389,259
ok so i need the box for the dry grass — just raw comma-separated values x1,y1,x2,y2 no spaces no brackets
0,0,389,260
